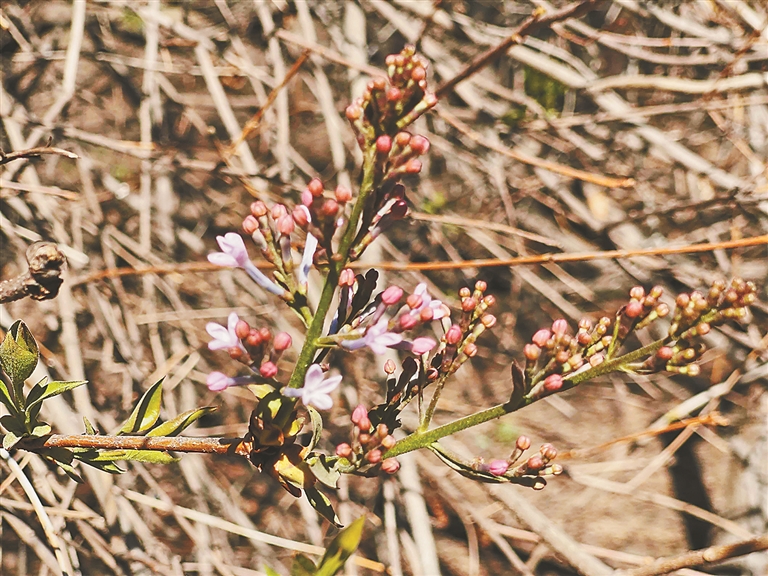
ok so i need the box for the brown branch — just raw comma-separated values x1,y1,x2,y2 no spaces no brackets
435,0,601,99
0,145,78,167
22,434,251,457
616,534,768,576
68,235,768,285
0,242,67,304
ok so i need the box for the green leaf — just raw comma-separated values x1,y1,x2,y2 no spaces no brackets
39,448,83,483
2,430,21,450
118,379,164,434
0,320,39,387
83,417,98,435
306,406,323,453
26,379,87,410
315,516,366,576
30,423,51,437
0,378,17,414
290,555,317,576
91,449,179,465
75,451,125,474
306,453,341,489
0,414,25,436
265,566,285,576
147,406,217,437
305,486,342,527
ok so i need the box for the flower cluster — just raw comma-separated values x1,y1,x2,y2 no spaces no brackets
321,273,444,357
475,436,562,488
335,405,400,475
205,312,293,390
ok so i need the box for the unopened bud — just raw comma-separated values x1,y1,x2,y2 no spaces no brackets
250,201,267,218
308,178,324,197
235,320,251,339
381,285,404,305
488,459,509,476
446,324,463,345
523,344,541,361
410,135,430,155
335,185,352,203
384,359,396,374
404,158,422,174
381,458,400,474
273,332,292,351
543,374,563,392
366,449,382,464
259,362,278,378
526,455,544,472
335,443,352,458
516,436,531,451
243,215,259,234
532,329,551,347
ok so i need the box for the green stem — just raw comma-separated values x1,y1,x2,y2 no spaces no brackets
385,336,669,459
288,146,378,388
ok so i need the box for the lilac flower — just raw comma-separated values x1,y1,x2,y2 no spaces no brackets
412,283,448,320
282,364,342,410
208,233,285,297
208,233,250,268
206,312,244,351
298,233,318,287
206,371,254,392
342,318,403,355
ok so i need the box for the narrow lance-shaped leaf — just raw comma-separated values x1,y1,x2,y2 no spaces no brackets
87,449,178,464
26,378,87,410
289,555,316,576
305,486,342,528
315,516,366,576
147,406,217,437
118,379,164,434
305,405,323,453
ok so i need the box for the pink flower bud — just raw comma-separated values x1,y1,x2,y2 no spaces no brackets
629,286,645,300
488,459,509,476
381,435,396,449
657,346,673,360
523,344,541,361
625,300,644,318
399,313,418,331
376,135,392,154
420,307,434,322
412,337,436,355
228,346,245,360
552,319,568,337
277,215,294,235
404,158,422,174
320,199,338,217
395,132,411,147
259,362,278,378
308,178,324,197
345,104,361,121
543,374,563,392
406,294,423,309
271,203,287,220
335,185,352,203
351,405,368,426
246,329,263,347
540,443,558,461
206,372,232,392
250,201,267,218
301,189,313,206
293,205,310,227
531,329,551,347
335,443,352,458
243,215,259,235
381,285,404,305
446,324,463,345
386,87,402,102
339,268,355,287
464,343,478,357
358,416,371,433
384,359,396,374
259,327,272,342
235,320,250,339
462,298,477,312
481,314,496,328
526,455,544,472
273,332,292,351
516,436,531,451
410,135,430,155
411,66,426,82
381,458,400,474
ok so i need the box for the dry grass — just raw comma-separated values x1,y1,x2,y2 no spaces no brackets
1,1,767,575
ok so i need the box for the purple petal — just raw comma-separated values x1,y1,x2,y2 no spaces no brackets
411,337,436,355
303,364,325,389
208,252,239,267
308,393,333,410
207,371,232,392
312,373,342,394
227,312,240,335
282,387,303,398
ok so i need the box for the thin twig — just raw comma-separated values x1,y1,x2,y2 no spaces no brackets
435,0,600,99
0,145,77,166
0,242,67,304
26,434,249,456
616,534,768,576
68,234,768,285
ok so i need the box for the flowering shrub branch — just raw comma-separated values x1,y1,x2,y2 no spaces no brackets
1,46,760,528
